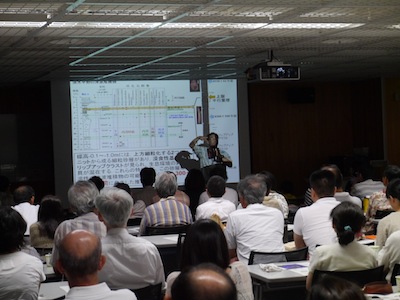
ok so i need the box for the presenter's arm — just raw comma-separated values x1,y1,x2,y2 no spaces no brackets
221,156,233,167
189,136,206,149
216,148,233,167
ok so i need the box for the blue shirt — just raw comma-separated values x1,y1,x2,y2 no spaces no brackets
192,145,230,168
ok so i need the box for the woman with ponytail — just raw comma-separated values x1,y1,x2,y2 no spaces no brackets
306,202,378,289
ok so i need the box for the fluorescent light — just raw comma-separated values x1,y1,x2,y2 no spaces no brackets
0,21,46,27
161,23,268,29
300,12,355,18
264,23,364,29
0,21,364,30
49,22,161,28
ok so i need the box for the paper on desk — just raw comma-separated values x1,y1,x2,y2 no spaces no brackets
259,264,283,272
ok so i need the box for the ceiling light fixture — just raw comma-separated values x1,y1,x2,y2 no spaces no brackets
264,23,364,29
0,21,46,27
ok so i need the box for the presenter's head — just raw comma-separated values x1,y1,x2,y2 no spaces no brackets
207,133,219,147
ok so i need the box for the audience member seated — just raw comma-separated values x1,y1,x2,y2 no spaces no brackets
199,167,238,207
139,172,192,235
225,175,284,263
56,230,136,300
0,207,45,299
51,180,106,266
133,167,158,207
259,171,289,218
167,263,237,300
153,188,191,207
322,165,362,207
378,229,400,282
30,195,64,249
184,169,206,217
115,182,145,221
350,164,384,199
364,165,400,234
95,187,165,290
89,175,105,191
195,175,236,223
166,219,253,300
307,275,367,300
293,169,340,258
0,175,14,206
376,178,400,247
12,185,39,235
306,202,377,289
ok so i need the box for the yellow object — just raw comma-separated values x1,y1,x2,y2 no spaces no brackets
363,197,369,214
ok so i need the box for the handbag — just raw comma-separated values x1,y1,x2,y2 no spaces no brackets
362,281,393,295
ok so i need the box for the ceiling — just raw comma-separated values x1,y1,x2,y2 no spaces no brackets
1,0,400,87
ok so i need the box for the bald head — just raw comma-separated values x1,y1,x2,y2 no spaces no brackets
58,230,103,278
171,263,236,300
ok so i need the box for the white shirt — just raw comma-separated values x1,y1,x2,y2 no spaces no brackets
195,197,236,222
293,197,340,257
225,203,285,263
334,192,362,207
65,282,137,300
378,230,400,281
0,251,45,300
351,179,384,199
309,240,377,272
98,228,165,290
12,202,39,235
199,187,238,207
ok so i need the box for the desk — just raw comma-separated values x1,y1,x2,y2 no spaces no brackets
141,234,179,248
43,264,64,283
248,261,309,300
38,281,69,300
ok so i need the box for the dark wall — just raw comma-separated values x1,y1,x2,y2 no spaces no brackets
0,82,55,202
383,78,400,166
248,79,383,196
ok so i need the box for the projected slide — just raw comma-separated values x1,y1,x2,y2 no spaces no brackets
70,80,238,187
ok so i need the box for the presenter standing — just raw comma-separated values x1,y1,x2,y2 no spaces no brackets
189,132,232,182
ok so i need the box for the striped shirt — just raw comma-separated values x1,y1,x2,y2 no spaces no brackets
51,212,106,265
139,197,192,235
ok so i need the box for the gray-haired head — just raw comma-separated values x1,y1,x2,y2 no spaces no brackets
95,187,133,228
68,181,99,216
155,171,178,198
237,175,266,205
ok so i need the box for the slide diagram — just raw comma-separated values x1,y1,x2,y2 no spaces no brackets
71,81,202,152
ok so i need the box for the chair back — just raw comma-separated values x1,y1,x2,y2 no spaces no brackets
34,247,53,256
312,265,385,287
390,263,400,285
176,232,186,266
127,218,142,226
132,283,162,300
375,210,394,219
145,224,190,236
248,247,308,265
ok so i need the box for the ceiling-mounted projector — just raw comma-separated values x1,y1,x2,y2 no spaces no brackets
246,61,300,81
259,63,300,81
